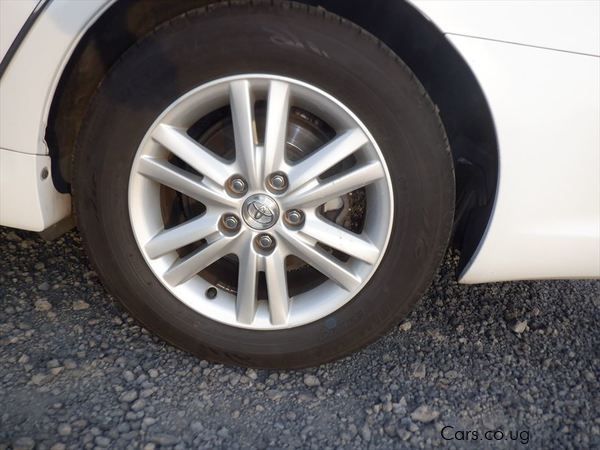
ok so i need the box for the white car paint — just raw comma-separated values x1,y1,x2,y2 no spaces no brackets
0,0,37,60
0,0,598,282
0,0,113,155
0,150,70,231
0,0,113,231
448,35,600,282
412,0,600,56
412,0,600,280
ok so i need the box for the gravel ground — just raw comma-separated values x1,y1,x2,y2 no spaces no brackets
0,226,598,449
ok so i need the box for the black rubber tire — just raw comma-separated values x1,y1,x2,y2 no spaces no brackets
73,1,454,368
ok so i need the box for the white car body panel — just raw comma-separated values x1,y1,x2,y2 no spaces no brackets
0,150,70,231
0,0,599,281
0,0,113,155
0,0,37,60
412,0,600,56
0,0,113,231
447,35,600,282
413,0,600,281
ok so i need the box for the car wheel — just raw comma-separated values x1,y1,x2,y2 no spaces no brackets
73,1,454,368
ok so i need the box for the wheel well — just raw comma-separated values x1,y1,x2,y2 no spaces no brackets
46,0,498,272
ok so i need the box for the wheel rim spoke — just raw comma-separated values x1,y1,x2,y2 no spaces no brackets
163,235,237,286
152,123,234,186
144,212,221,259
137,156,237,208
278,228,361,291
236,235,259,324
264,249,290,325
230,80,260,188
287,128,368,192
299,215,379,265
282,160,385,209
263,80,290,178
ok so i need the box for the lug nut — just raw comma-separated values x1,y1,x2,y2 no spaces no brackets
267,173,288,192
222,214,240,232
256,234,275,250
284,209,304,226
227,176,247,196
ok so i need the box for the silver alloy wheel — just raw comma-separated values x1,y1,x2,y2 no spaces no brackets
128,75,393,330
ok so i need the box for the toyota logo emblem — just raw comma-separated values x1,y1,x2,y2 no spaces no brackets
242,194,280,230
248,201,274,223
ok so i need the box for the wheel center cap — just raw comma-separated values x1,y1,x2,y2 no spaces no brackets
242,194,280,230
